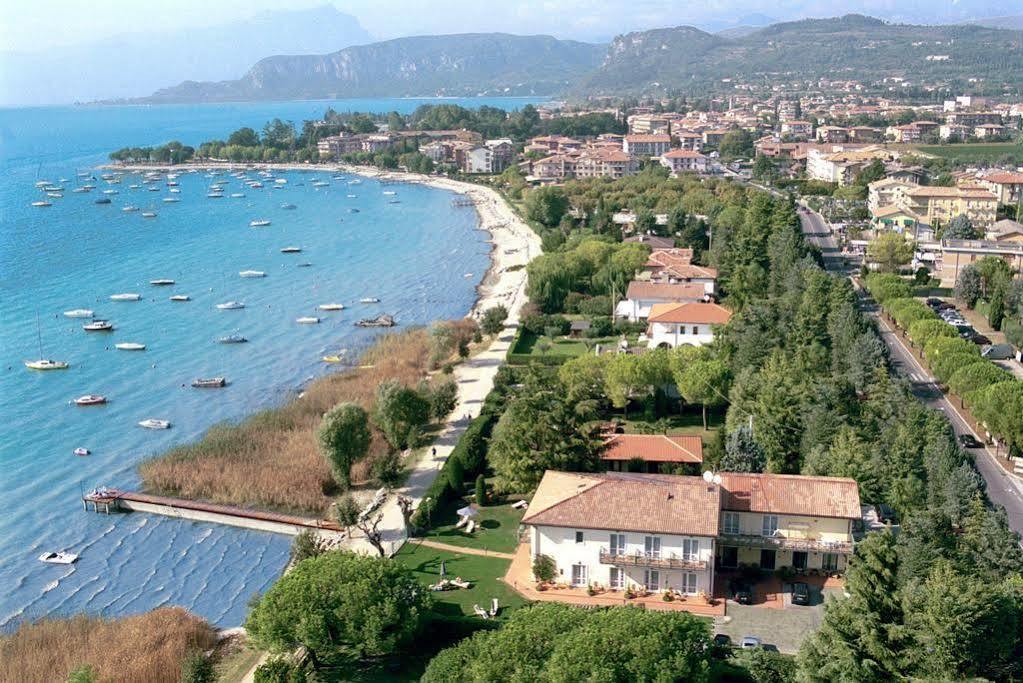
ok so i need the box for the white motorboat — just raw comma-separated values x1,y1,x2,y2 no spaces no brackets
249,219,271,227
348,179,362,185
39,551,79,564
138,418,171,429
296,316,320,324
192,377,226,388
169,188,181,193
109,293,141,301
115,342,146,351
230,193,246,198
312,181,329,187
207,192,224,198
31,201,52,207
216,301,245,310
239,270,266,278
359,297,380,304
170,294,191,302
217,334,247,344
101,189,118,194
274,178,287,185
142,211,157,218
149,279,175,286
64,309,94,318
47,192,63,199
83,320,114,331
346,194,358,198
25,359,69,370
122,206,139,213
72,187,89,193
280,246,301,253
382,190,397,195
75,394,107,406
73,447,90,456
318,303,344,311
162,197,180,203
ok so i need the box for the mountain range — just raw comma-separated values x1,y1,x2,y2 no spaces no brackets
129,14,1023,103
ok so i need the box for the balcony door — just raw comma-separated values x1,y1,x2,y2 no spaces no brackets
644,569,660,591
610,533,626,556
792,551,808,570
721,546,738,568
760,549,776,570
644,536,661,559
571,564,588,587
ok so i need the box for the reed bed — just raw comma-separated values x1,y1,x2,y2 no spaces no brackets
0,607,216,683
140,329,433,515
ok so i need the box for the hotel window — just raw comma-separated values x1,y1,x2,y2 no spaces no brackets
762,515,779,537
575,531,584,544
822,553,839,572
723,512,740,535
682,539,700,561
609,533,626,556
571,564,588,586
644,569,660,591
609,567,625,590
681,572,698,594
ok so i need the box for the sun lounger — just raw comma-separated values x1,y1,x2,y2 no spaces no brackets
455,516,469,529
464,520,476,534
489,598,499,617
473,604,490,619
512,500,528,510
450,578,472,589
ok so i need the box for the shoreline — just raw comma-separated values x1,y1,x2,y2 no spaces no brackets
101,161,537,321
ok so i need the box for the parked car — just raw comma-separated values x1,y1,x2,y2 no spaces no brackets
730,580,753,605
982,344,1015,360
740,636,762,649
926,297,944,308
957,326,975,339
791,582,812,606
958,433,984,449
969,334,992,346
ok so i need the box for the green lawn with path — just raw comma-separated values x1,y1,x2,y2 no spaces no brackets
393,541,527,619
424,499,526,554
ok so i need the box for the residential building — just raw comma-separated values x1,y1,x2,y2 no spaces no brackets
601,434,703,473
616,281,706,322
623,134,672,157
675,132,704,151
986,219,1023,242
645,302,732,348
946,111,1003,127
660,149,709,176
521,470,861,600
903,186,999,229
974,124,1009,139
641,249,717,294
806,146,894,185
979,171,1023,205
780,120,813,139
316,133,366,159
937,239,1023,286
939,123,971,140
867,178,915,214
886,124,922,143
816,126,850,143
629,114,673,135
702,129,729,147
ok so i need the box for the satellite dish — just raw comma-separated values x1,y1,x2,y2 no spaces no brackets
702,470,714,483
713,474,722,485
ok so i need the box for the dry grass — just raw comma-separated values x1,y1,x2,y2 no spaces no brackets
140,329,434,515
0,607,216,683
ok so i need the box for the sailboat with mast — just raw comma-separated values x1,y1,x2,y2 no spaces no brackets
25,313,69,370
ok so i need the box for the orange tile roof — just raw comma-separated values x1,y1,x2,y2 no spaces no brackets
625,134,672,143
626,281,706,302
985,172,1023,184
648,302,732,324
662,149,706,159
601,434,703,463
905,186,997,200
522,471,721,537
717,473,861,519
647,248,692,267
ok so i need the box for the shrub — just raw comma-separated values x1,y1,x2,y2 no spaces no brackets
179,652,215,683
426,379,459,421
532,554,557,582
253,657,306,683
586,316,614,338
290,529,327,564
481,305,509,335
475,474,487,506
447,452,465,492
371,449,404,488
864,273,911,304
577,295,612,317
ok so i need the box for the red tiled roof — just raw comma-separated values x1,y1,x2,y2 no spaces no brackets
985,172,1023,185
625,281,706,302
601,434,703,463
647,302,732,324
522,471,721,537
717,473,861,519
625,134,672,143
662,150,706,159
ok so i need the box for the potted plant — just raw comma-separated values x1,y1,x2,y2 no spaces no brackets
586,583,597,596
536,582,548,592
624,587,636,600
662,590,675,602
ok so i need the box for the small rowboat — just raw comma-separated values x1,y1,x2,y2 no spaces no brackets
64,309,94,318
239,270,266,278
318,303,344,311
95,197,112,204
170,295,190,302
216,301,245,310
75,394,107,406
249,220,271,227
280,246,302,253
73,447,90,456
115,342,145,351
83,320,114,332
149,279,175,286
296,316,320,324
138,418,171,430
109,293,141,301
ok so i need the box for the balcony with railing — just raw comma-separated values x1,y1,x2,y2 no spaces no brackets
718,531,853,553
599,548,708,571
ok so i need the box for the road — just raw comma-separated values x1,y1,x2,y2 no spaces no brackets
797,208,1023,534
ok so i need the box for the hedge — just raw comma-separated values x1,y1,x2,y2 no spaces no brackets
863,273,912,304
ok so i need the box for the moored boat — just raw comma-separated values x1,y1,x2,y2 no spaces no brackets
83,319,114,331
122,206,139,212
355,314,395,328
63,309,94,318
73,447,90,456
115,342,146,351
322,355,343,363
74,394,107,406
138,418,171,429
296,316,320,324
318,303,344,311
39,551,78,564
191,377,227,388
95,197,112,204
217,334,247,344
142,211,157,218
216,301,245,310
162,197,180,203
25,359,69,370
149,279,175,286
170,294,191,302
280,203,297,209
249,219,271,227
359,297,380,304
31,201,51,207
280,246,302,253
109,293,141,301
239,270,266,278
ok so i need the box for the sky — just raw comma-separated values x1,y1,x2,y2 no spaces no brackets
3,0,1020,52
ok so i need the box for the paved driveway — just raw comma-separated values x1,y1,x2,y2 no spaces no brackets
713,584,842,654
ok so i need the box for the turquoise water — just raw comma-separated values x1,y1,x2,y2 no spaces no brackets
0,98,537,630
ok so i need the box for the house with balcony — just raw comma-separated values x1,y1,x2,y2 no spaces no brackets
645,302,732,348
518,470,861,608
623,134,672,157
639,249,718,295
715,473,860,574
615,281,707,322
660,149,709,176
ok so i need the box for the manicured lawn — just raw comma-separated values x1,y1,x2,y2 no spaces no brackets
393,542,527,620
615,407,725,445
912,143,1023,164
424,499,527,554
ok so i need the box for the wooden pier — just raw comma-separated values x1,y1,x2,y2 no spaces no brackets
82,489,342,537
